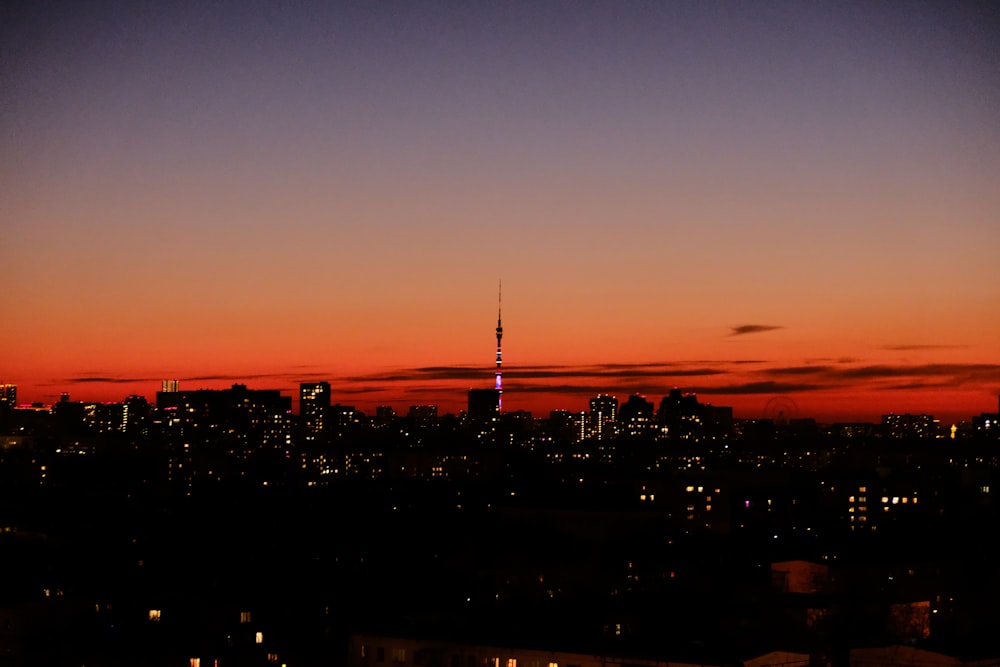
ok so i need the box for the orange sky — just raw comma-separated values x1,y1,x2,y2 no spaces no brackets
2,2,999,423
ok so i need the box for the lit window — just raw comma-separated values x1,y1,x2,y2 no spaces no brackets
256,632,263,644
240,611,251,624
190,660,200,667
149,609,161,622
507,659,517,667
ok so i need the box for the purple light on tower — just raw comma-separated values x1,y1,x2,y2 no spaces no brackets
495,280,503,413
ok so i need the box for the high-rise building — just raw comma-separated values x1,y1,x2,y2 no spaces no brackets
374,405,397,428
0,384,16,409
589,394,618,440
156,384,293,448
162,380,179,393
407,405,438,428
882,413,937,439
467,389,500,442
619,394,656,438
330,403,360,437
300,382,331,440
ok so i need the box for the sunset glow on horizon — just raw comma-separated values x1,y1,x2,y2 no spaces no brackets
3,2,999,424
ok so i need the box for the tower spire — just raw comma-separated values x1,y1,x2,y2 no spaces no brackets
495,280,503,412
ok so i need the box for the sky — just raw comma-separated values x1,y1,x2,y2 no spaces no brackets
2,1,999,423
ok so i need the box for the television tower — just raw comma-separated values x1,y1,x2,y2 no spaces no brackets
495,280,503,412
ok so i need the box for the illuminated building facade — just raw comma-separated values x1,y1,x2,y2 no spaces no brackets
156,384,292,448
619,394,656,438
300,381,331,440
0,384,15,410
589,394,618,440
882,413,938,439
847,484,921,532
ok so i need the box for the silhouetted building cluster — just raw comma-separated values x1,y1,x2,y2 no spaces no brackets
3,381,1000,665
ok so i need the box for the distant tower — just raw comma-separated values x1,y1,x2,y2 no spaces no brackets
495,280,503,412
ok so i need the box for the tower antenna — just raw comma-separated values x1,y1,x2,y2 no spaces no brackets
495,280,503,412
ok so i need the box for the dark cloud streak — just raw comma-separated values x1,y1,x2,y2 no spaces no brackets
882,344,968,351
729,325,784,336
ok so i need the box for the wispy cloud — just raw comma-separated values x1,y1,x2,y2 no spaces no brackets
686,381,826,395
767,365,836,376
347,363,727,385
881,344,969,351
749,362,1000,390
183,373,292,382
58,358,998,414
66,376,157,384
729,324,783,337
831,363,1000,381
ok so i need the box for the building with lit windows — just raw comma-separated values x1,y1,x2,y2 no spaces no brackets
407,405,438,428
846,484,921,532
588,394,617,441
467,389,500,440
618,394,656,438
374,405,398,428
972,398,1000,439
300,381,331,440
0,384,16,410
882,413,938,439
156,383,292,448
